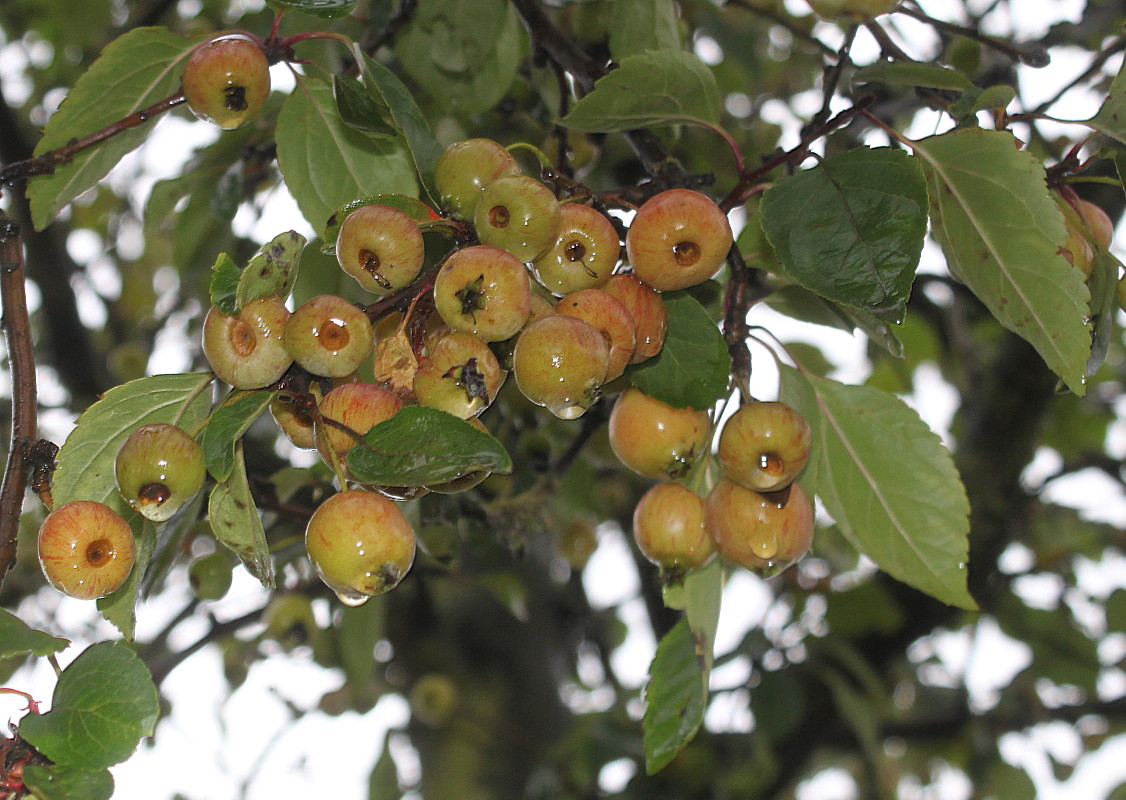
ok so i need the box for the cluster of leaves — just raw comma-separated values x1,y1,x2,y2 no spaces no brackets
0,0,1124,798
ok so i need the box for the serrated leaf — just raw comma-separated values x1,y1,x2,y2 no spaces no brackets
346,407,512,486
199,389,276,482
321,194,438,254
266,0,356,18
21,764,114,800
53,373,214,510
761,147,927,322
358,54,444,204
853,62,975,90
913,128,1091,394
335,76,398,137
779,366,975,608
208,444,275,588
27,27,195,229
643,619,707,774
396,0,524,117
561,50,721,131
1088,57,1126,145
236,231,306,307
609,0,680,60
276,78,417,231
0,609,69,660
209,253,241,315
19,642,158,771
627,291,730,410
95,519,156,641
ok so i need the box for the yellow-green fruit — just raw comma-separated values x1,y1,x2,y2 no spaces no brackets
115,423,206,523
38,501,135,600
410,673,459,728
305,489,417,604
182,37,271,130
805,0,899,20
608,387,710,479
189,551,234,600
633,482,714,571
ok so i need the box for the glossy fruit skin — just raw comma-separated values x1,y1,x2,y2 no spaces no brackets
336,204,425,294
202,296,292,389
413,331,505,419
115,423,206,522
474,175,562,262
805,0,899,20
555,288,636,382
316,382,404,469
601,274,667,362
433,246,531,342
532,203,620,294
608,387,710,479
1076,199,1114,250
284,295,375,378
270,383,325,450
717,401,812,492
625,189,733,291
305,489,417,601
705,479,814,572
513,315,610,419
182,37,271,130
38,501,135,600
633,482,714,571
434,138,521,220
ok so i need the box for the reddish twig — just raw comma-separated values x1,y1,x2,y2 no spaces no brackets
0,215,37,591
0,92,186,188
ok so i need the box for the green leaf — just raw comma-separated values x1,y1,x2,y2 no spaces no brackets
853,62,975,90
95,520,156,641
346,407,513,486
1107,590,1126,635
561,50,721,131
236,231,306,307
334,75,398,137
19,642,159,771
913,128,1091,394
199,389,276,482
266,0,356,19
357,54,445,205
643,619,707,774
276,78,417,230
779,366,975,609
761,146,927,323
0,609,69,659
997,595,1100,691
21,765,114,800
1088,57,1126,145
396,0,524,117
321,194,438,254
685,559,722,674
208,444,275,589
627,291,730,410
608,0,680,60
368,729,402,800
948,85,1016,120
27,27,196,229
209,253,241,315
53,373,214,510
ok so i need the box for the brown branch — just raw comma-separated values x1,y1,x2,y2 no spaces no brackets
895,6,1050,67
0,92,185,188
0,215,37,591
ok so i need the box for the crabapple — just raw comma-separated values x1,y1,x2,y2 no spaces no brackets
270,383,325,450
805,0,899,20
625,189,733,291
555,288,637,381
413,331,505,419
717,401,812,492
601,274,667,362
705,479,815,572
182,37,271,130
513,315,610,419
202,296,292,389
474,175,562,262
608,387,709,479
633,482,714,573
433,246,531,342
284,295,375,378
434,138,521,219
114,423,206,522
38,501,135,600
305,489,417,604
1076,199,1114,250
189,551,234,601
336,204,425,294
316,382,404,469
532,203,620,294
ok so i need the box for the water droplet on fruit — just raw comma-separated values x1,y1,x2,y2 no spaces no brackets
334,588,370,607
548,402,588,420
759,452,785,476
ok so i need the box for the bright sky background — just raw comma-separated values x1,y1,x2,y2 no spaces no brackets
2,0,1125,797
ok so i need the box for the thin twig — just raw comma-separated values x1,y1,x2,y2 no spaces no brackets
0,215,37,591
896,6,1049,67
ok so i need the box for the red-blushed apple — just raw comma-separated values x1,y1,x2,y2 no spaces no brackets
202,296,292,389
182,37,271,130
513,314,609,419
555,288,637,381
284,294,375,378
717,401,812,492
705,479,814,573
633,482,715,574
608,387,710,479
433,245,532,342
625,189,733,291
601,274,667,362
38,501,135,600
336,204,426,294
533,203,620,294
